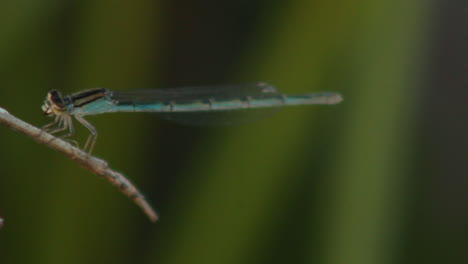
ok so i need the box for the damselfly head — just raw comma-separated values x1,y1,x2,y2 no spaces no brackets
42,90,66,116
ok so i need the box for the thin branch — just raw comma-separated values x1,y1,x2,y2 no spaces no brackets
0,107,158,222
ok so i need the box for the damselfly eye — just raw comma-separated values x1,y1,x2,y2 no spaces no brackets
48,90,65,107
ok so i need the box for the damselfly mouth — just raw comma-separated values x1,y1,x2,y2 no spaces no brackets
42,100,53,116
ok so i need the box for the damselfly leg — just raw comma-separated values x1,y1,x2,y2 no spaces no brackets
41,115,60,131
42,115,79,148
75,115,98,154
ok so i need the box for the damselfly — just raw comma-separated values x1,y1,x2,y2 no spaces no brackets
41,82,343,153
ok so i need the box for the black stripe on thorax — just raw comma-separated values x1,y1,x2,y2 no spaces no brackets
69,88,108,107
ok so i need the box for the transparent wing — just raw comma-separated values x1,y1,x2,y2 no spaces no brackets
110,82,284,125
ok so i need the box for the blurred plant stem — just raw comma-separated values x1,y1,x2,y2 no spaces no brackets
0,107,157,222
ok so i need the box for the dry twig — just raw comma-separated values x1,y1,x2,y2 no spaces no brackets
0,107,158,222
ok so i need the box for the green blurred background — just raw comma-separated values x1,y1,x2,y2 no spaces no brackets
1,0,467,263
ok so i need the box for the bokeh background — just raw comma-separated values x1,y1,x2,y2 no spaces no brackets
0,0,467,263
